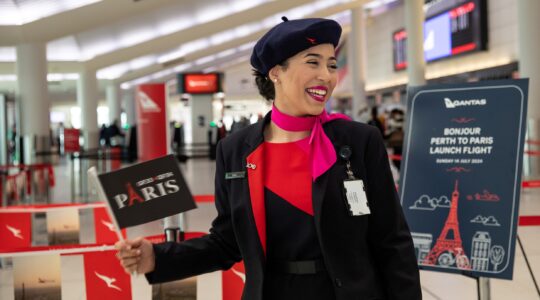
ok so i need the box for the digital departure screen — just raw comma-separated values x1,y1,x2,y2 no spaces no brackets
393,0,487,71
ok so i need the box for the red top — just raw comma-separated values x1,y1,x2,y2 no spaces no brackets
263,137,313,216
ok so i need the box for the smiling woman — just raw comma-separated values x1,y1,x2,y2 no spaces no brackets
116,16,421,300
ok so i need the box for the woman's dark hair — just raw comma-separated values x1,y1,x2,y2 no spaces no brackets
252,61,288,101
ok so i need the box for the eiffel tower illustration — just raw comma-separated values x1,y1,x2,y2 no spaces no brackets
423,179,471,269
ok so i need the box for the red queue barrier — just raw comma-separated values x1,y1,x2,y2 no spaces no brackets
0,163,55,206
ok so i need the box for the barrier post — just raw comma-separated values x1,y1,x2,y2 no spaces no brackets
70,154,76,203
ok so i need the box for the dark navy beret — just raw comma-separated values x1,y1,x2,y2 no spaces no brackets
250,17,342,75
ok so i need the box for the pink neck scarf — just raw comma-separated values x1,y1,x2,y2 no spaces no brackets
271,105,351,181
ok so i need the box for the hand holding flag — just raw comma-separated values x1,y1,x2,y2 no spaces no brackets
115,237,155,275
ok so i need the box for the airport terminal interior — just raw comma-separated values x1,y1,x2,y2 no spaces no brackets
0,0,539,299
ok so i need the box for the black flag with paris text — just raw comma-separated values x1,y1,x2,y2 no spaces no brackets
97,154,196,228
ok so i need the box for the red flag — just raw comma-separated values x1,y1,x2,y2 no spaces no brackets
222,261,245,300
93,207,125,244
83,250,132,300
0,212,31,249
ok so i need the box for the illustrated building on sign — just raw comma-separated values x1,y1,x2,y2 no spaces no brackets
423,180,471,269
471,231,491,271
412,233,433,264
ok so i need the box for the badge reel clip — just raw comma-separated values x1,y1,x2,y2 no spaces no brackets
339,146,371,216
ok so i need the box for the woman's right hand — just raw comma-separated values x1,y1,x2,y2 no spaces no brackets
115,237,155,275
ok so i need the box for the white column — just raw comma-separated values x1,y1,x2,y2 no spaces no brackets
349,7,368,122
122,89,136,127
106,81,121,125
518,0,540,177
77,68,99,150
404,0,426,86
15,42,50,163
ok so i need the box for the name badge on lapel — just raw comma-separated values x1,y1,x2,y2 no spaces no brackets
225,171,246,180
339,146,370,216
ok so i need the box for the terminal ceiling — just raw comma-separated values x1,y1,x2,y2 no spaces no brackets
0,0,381,102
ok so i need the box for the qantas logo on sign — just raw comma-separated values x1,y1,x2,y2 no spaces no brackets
6,225,23,239
444,97,486,108
137,91,161,113
95,272,122,291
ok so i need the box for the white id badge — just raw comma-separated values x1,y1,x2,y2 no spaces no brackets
343,180,370,216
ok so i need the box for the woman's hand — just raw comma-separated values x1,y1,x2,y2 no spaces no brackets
115,237,155,275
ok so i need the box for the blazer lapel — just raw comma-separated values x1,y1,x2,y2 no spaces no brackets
243,113,270,258
246,145,266,256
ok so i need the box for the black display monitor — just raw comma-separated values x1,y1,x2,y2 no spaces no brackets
393,0,488,71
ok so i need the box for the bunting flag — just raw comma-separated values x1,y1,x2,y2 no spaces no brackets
93,207,125,244
83,250,132,300
0,212,32,249
60,254,86,299
0,198,248,299
13,254,62,300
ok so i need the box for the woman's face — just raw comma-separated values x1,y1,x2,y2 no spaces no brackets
270,43,338,117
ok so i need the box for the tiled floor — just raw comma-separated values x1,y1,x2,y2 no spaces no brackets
48,156,540,300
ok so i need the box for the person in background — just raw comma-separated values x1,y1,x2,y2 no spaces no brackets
99,124,108,147
367,106,385,137
107,119,125,147
208,121,219,160
115,17,420,300
171,121,184,157
55,122,64,155
385,108,405,170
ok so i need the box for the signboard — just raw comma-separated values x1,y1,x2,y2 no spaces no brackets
136,84,168,162
63,128,80,153
97,155,196,228
393,0,488,70
400,79,528,279
178,73,222,94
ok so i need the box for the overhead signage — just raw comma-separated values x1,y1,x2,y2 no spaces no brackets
400,79,528,279
178,73,222,94
393,0,487,70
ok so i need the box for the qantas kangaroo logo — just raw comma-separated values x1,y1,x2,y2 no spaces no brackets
231,267,246,283
6,225,23,239
137,91,161,113
95,272,122,291
101,220,115,232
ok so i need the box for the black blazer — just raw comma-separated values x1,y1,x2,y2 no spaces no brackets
146,113,422,300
